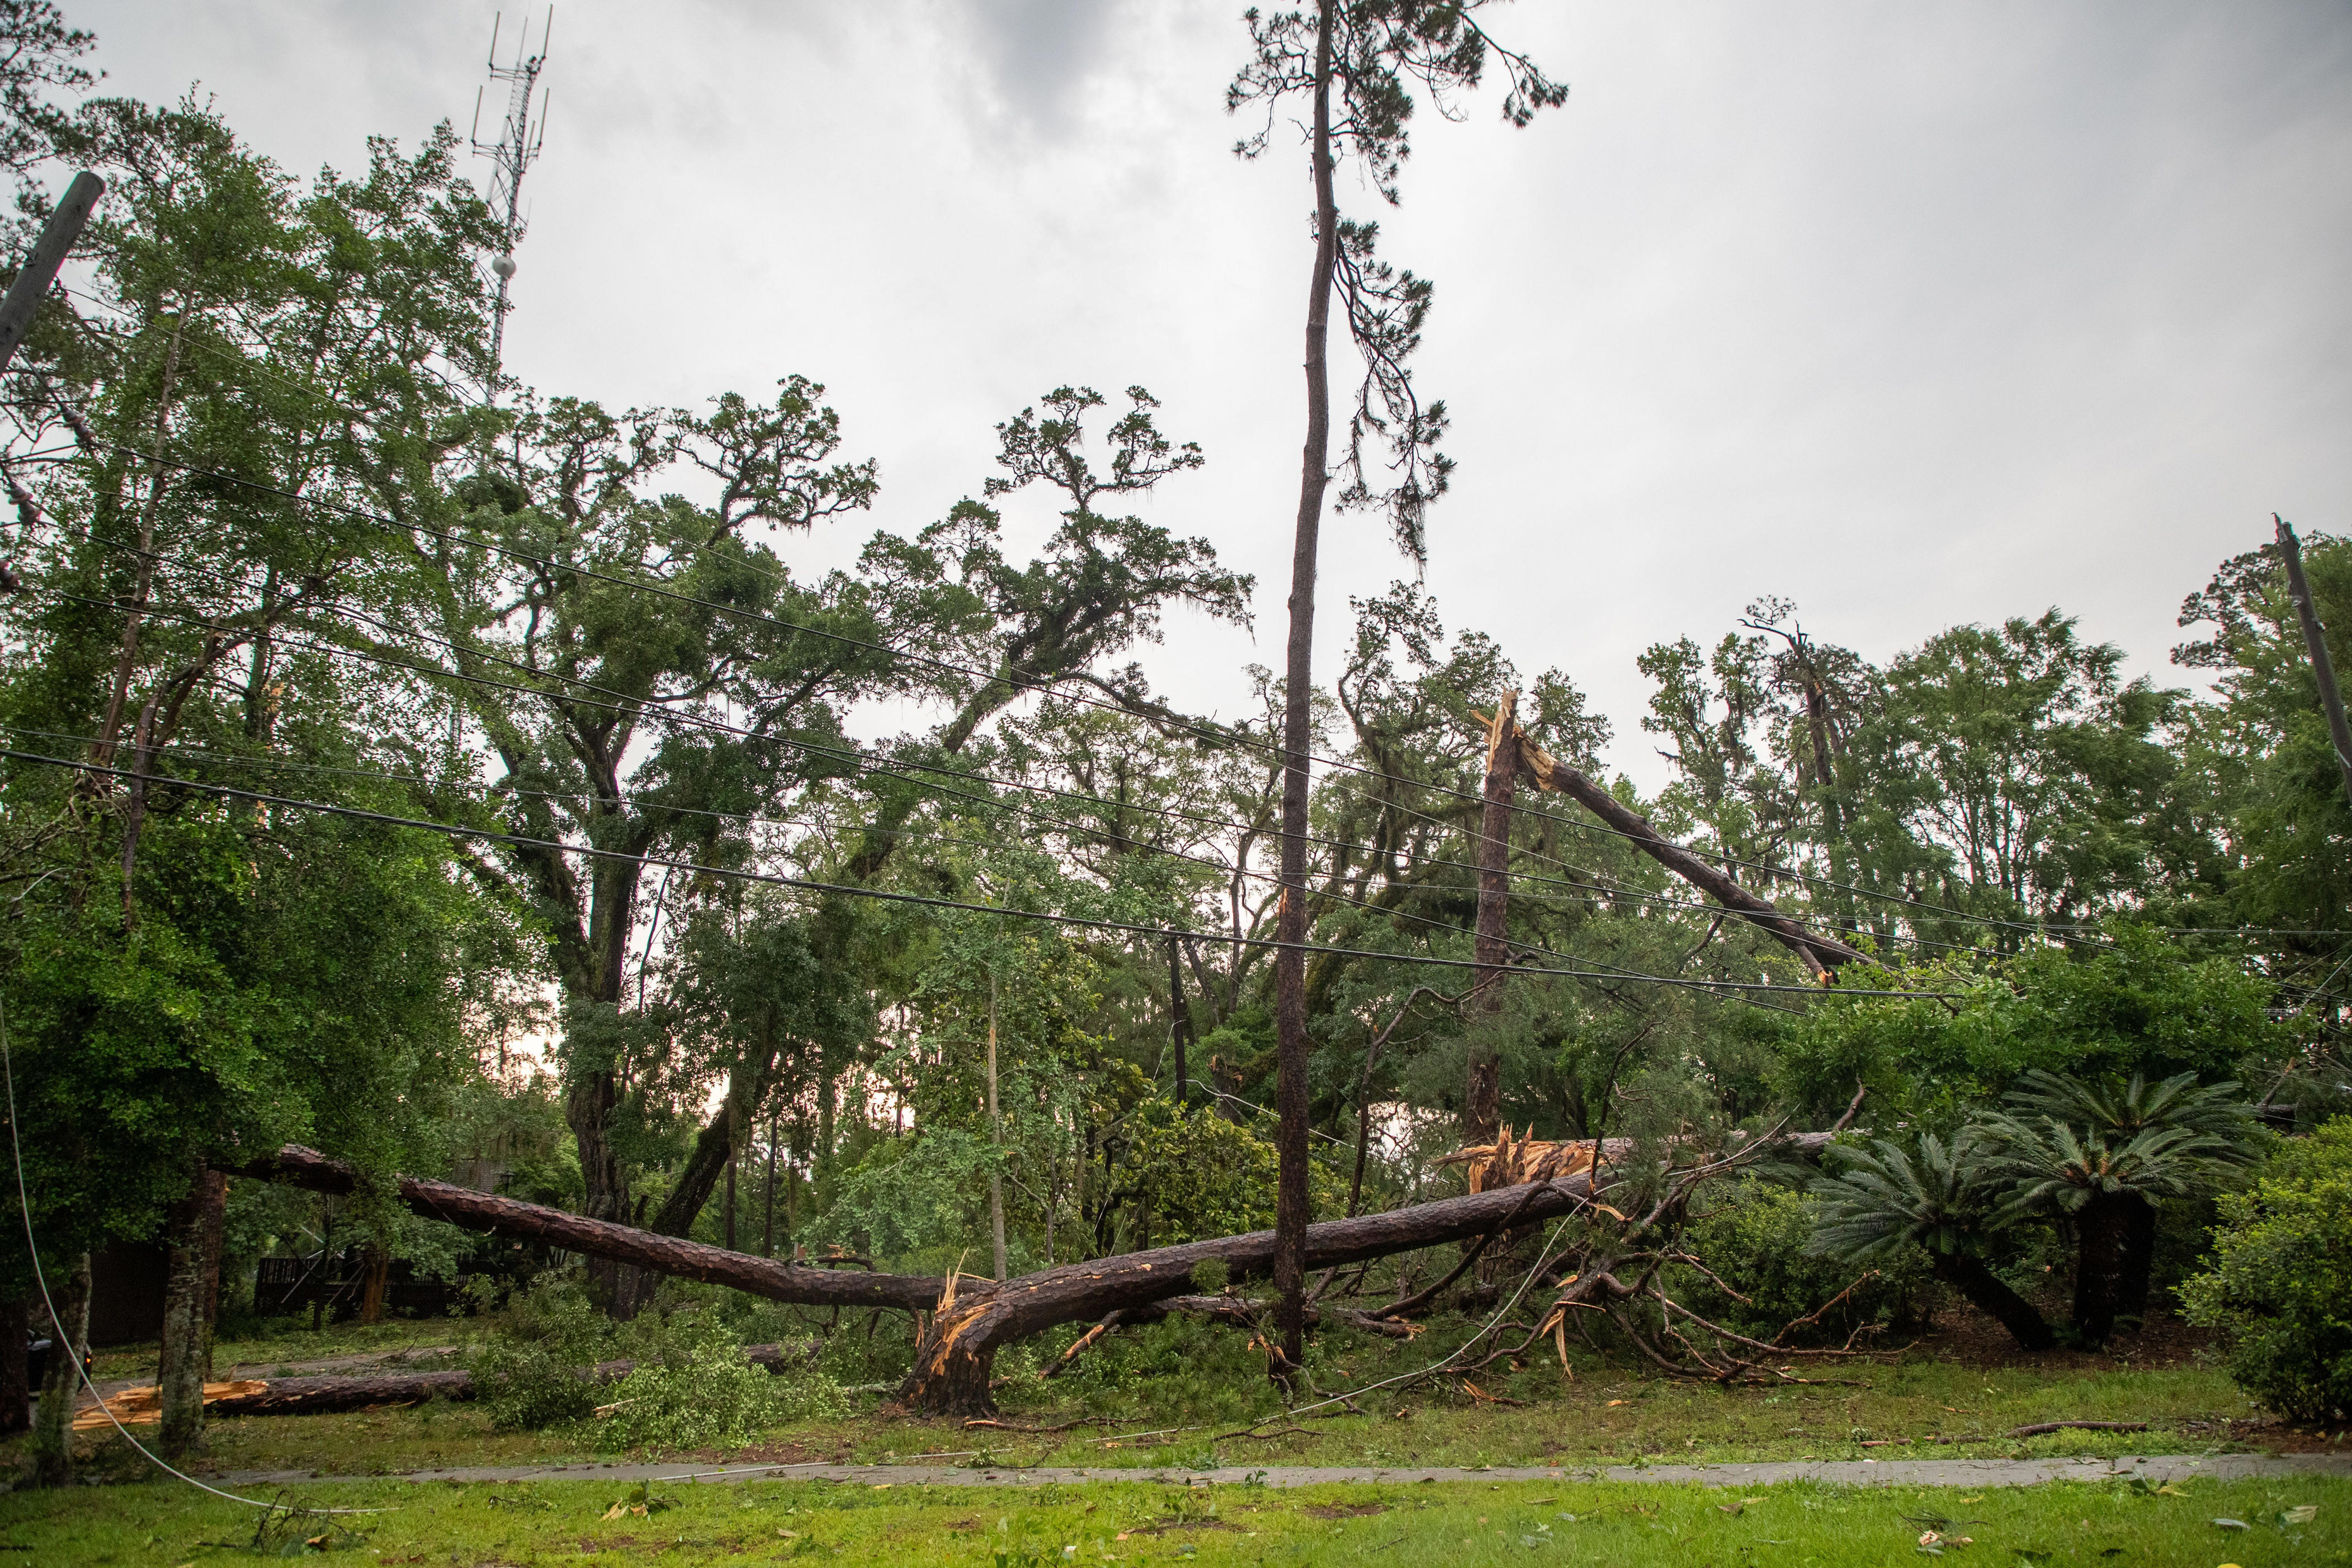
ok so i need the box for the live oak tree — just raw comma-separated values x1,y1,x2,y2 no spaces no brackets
0,96,526,1465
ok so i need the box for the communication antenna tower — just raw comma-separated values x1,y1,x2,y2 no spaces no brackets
470,8,552,381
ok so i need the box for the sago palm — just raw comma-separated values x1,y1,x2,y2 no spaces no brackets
1810,1131,2055,1350
1986,1071,2258,1341
1985,1071,2257,1344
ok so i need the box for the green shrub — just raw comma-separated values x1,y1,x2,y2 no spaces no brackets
1678,1178,1932,1346
594,1311,843,1453
2180,1116,2352,1423
467,1274,847,1444
466,1274,608,1431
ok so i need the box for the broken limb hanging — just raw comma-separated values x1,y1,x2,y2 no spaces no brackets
1501,725,1872,980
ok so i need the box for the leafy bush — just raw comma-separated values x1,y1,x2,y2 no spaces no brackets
594,1311,844,1453
1126,1101,1307,1243
1680,1178,1931,1345
467,1274,610,1431
467,1273,847,1446
2181,1116,2352,1423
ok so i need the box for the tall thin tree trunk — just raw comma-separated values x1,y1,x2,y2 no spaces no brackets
1271,0,1341,1376
1168,934,1192,1108
988,971,1007,1283
30,1251,88,1487
1466,693,1518,1147
762,1111,779,1259
724,1146,738,1252
158,1164,225,1456
93,309,187,768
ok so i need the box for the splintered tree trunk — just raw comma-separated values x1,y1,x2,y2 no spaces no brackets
2277,515,2352,813
241,1135,1851,1420
896,1135,1835,1416
30,1251,89,1487
1271,0,1342,1380
2071,1192,2133,1346
158,1165,225,1457
1930,1249,2054,1352
1466,692,1519,1148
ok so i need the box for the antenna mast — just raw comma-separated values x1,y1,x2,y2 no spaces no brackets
470,7,552,384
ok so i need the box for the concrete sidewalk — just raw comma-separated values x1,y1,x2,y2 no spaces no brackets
212,1452,2352,1490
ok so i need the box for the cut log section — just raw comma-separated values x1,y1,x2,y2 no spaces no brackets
73,1343,820,1421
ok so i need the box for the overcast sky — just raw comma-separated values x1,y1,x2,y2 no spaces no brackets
65,0,2352,788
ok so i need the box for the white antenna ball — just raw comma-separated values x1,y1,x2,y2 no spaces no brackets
491,254,518,280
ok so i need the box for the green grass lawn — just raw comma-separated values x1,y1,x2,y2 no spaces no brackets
1,1472,2342,1565
34,1355,2280,1482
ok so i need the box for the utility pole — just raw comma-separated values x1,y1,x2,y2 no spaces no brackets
988,969,1008,1282
0,171,101,594
470,9,552,382
1466,691,1518,1149
0,172,101,377
2277,514,2352,814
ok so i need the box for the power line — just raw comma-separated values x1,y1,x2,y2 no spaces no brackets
2,714,1833,1008
24,434,2329,947
1,745,1956,1000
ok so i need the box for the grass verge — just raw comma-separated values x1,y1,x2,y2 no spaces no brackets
1,1473,2342,1565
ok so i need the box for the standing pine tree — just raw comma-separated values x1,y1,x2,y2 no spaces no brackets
1226,0,1566,1368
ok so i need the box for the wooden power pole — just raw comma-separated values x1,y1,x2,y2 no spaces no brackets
2277,514,2352,815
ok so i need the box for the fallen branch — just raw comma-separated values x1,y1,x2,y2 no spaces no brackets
2006,1420,2148,1438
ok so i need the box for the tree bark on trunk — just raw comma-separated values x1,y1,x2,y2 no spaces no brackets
30,1250,88,1487
1930,1249,2054,1351
1271,0,1341,1379
158,1164,226,1457
0,1294,27,1437
358,1245,390,1325
2070,1192,2133,1346
1466,693,1518,1147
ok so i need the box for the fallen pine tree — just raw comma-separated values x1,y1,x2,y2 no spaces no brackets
239,1128,1845,1416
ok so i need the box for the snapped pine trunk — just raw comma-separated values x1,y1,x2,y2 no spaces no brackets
893,1134,1838,1416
